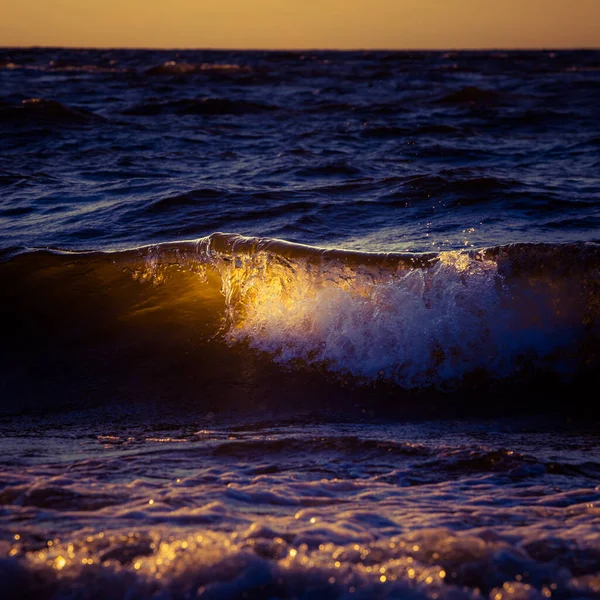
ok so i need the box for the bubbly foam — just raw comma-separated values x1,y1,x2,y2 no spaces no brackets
200,235,599,388
2,421,600,600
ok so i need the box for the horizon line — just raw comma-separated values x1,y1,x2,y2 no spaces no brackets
2,45,600,53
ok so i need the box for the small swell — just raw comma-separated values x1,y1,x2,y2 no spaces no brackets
0,62,127,73
295,161,362,177
436,86,508,106
213,436,430,458
122,98,277,117
361,125,410,138
145,61,252,76
144,189,226,214
0,485,120,511
414,124,465,135
416,447,541,478
0,206,34,217
498,109,576,128
362,124,463,139
0,98,103,125
401,171,517,203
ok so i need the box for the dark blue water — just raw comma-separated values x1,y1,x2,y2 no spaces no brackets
2,48,600,252
1,49,600,599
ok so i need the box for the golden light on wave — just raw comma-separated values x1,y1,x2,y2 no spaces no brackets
3,0,599,49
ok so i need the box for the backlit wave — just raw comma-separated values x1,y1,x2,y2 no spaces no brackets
2,233,599,413
197,234,600,387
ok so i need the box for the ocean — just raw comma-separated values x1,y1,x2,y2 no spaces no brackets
1,48,599,599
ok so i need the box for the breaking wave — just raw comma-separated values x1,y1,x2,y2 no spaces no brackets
2,234,599,414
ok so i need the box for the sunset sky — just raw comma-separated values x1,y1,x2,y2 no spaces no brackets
2,0,599,50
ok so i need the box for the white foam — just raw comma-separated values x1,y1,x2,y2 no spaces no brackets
214,248,576,387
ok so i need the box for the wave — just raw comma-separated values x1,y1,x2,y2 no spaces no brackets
402,172,517,197
360,124,466,139
0,62,127,73
145,61,252,76
0,98,103,126
295,161,361,177
435,86,510,106
122,97,277,117
2,234,599,415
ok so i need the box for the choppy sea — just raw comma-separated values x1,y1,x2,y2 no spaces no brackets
1,48,600,599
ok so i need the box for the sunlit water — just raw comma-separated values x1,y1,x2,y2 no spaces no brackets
1,49,600,599
2,413,600,600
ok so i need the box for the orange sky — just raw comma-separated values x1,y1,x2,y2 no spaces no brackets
2,0,599,49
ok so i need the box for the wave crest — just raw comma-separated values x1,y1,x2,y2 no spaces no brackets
198,234,600,388
2,234,599,414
